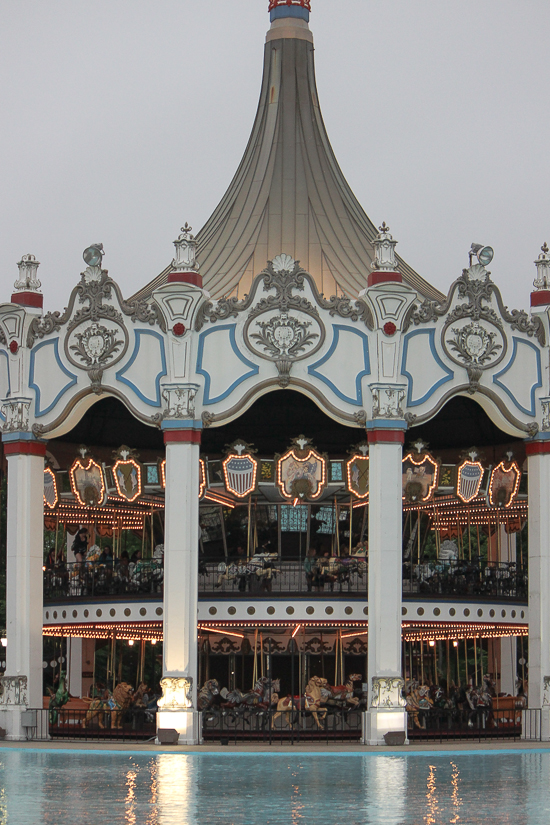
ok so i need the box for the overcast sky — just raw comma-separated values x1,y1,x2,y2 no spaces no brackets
1,0,549,314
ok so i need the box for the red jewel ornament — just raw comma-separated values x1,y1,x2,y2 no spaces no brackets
383,322,397,336
172,323,186,337
9,341,18,354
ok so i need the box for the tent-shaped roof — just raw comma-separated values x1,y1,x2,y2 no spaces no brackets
136,3,443,303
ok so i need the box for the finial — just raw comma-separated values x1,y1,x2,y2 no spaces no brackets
269,0,311,23
371,222,398,272
533,242,550,291
172,223,200,273
14,254,41,292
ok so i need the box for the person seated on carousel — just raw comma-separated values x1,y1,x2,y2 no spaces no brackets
115,550,131,590
351,540,368,558
318,550,339,591
98,544,114,568
71,527,89,563
304,547,318,592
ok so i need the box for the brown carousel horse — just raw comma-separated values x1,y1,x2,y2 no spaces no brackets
320,674,362,707
272,675,328,730
83,682,135,729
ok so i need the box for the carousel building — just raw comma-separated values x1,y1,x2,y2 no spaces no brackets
1,0,549,744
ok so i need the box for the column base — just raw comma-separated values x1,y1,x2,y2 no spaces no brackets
156,710,202,745
0,707,36,741
362,710,408,746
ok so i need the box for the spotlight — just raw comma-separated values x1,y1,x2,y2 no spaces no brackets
470,243,494,267
83,244,104,267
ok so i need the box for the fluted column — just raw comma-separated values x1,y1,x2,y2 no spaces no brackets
525,439,550,738
0,437,45,739
157,424,201,744
364,427,407,745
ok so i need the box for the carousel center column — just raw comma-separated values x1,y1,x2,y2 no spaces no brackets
0,431,46,740
364,424,407,745
157,420,201,744
525,436,550,739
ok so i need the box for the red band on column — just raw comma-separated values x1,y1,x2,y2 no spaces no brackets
531,290,550,307
525,440,550,456
11,292,44,308
3,441,47,456
163,430,202,445
367,429,405,445
367,271,402,287
167,272,203,287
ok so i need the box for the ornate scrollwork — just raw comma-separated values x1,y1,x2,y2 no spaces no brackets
370,677,405,709
27,270,164,347
1,399,31,433
408,264,546,347
446,322,502,367
0,675,28,706
372,386,406,419
316,295,375,330
157,676,193,710
250,313,319,359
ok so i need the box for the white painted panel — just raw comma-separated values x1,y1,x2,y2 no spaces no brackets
402,331,452,406
117,331,165,406
31,340,76,415
198,327,257,404
494,339,541,416
0,352,9,401
311,328,368,404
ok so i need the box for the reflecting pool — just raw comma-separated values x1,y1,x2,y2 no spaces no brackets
0,748,549,824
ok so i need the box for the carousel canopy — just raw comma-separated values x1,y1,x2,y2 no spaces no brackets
134,1,444,304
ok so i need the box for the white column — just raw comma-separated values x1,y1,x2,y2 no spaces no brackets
157,427,200,744
526,442,550,738
0,440,45,740
365,428,407,745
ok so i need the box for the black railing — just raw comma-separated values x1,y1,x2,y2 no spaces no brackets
403,560,527,601
202,707,362,744
407,703,535,743
44,559,527,602
23,707,157,742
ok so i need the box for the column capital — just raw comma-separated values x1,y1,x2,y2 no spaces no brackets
163,428,202,445
2,438,46,457
525,438,550,456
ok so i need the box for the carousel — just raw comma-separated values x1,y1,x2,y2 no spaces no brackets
0,0,548,745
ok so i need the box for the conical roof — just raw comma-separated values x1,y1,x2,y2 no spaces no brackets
136,5,443,303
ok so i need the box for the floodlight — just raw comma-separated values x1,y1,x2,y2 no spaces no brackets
470,243,494,267
83,244,104,267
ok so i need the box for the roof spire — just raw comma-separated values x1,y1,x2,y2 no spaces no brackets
269,0,310,23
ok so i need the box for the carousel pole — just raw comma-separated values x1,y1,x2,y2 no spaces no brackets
474,637,478,686
464,639,468,686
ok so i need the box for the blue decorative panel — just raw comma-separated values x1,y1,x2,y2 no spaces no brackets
493,337,542,416
196,325,259,405
116,330,167,407
401,329,454,407
308,326,370,406
29,339,78,417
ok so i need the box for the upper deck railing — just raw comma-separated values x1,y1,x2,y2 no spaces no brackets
43,558,527,603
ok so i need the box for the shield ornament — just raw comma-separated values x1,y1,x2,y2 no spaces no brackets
402,452,439,502
69,457,106,507
488,460,521,508
456,459,484,503
277,439,327,501
346,455,369,500
223,454,258,498
44,468,58,510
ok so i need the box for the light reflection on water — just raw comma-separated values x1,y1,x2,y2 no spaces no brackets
0,750,549,824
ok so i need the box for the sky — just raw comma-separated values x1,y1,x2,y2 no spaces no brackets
1,0,549,314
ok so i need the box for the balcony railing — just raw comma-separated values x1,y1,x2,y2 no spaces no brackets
43,559,527,602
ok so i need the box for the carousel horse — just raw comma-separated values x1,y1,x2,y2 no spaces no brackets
320,674,362,707
466,683,493,729
221,676,280,710
405,682,433,729
47,672,70,725
83,682,135,729
198,679,222,711
272,675,328,730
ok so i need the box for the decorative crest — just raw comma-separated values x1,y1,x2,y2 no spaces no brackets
488,455,521,509
14,254,41,292
346,442,369,500
172,223,200,272
534,242,550,291
371,222,398,272
456,448,485,503
402,445,439,502
112,445,142,503
223,441,259,499
276,437,327,502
